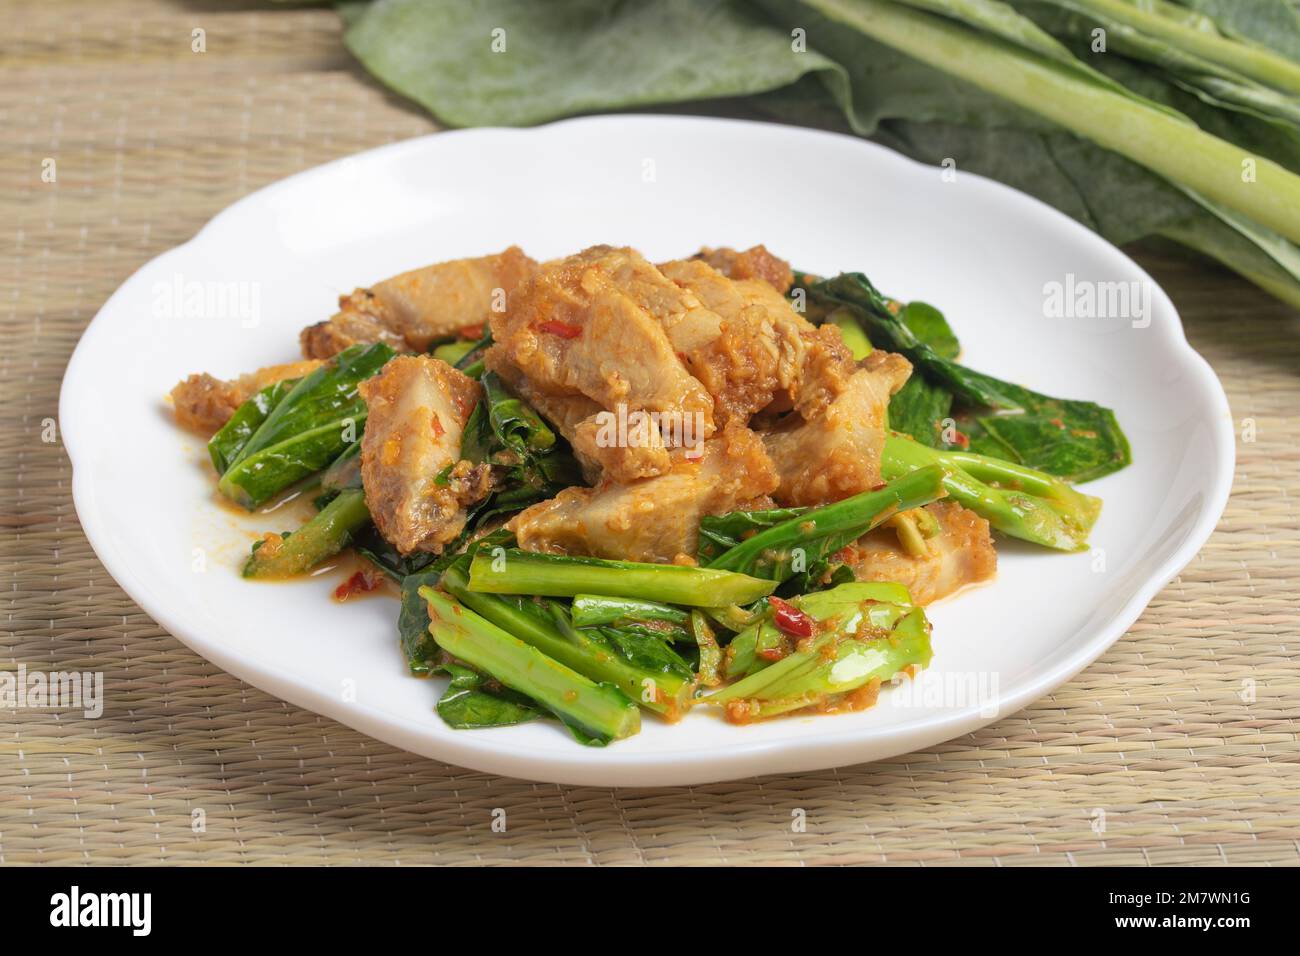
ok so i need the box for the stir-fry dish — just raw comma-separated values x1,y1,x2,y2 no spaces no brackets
171,244,1130,745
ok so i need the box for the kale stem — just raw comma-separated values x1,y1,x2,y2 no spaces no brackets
468,550,776,606
421,587,640,743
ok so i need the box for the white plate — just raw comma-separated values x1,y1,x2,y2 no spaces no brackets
60,116,1233,786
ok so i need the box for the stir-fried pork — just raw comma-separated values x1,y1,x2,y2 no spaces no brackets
170,359,324,433
298,290,407,360
301,246,537,359
692,245,795,295
657,258,812,425
358,355,489,554
762,349,912,506
508,425,778,564
486,246,716,479
840,501,996,605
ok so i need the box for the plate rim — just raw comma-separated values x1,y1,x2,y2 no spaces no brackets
59,114,1236,786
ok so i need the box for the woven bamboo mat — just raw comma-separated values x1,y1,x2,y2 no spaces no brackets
3,0,1299,866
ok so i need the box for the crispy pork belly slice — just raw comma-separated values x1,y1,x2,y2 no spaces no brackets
374,245,537,351
762,350,912,506
358,355,489,555
657,259,813,426
661,258,858,424
508,425,779,564
840,501,996,605
300,290,408,360
693,245,794,295
169,359,325,433
790,324,859,418
301,247,538,359
487,245,715,477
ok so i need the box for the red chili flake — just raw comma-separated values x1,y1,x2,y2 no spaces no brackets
430,411,445,438
1049,417,1065,429
757,646,787,662
334,570,380,602
458,323,485,340
769,597,814,638
538,319,582,339
952,429,971,449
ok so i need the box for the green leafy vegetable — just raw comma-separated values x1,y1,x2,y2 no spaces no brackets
699,501,861,596
697,507,807,566
456,370,582,531
435,662,546,730
480,371,555,455
1034,0,1300,98
810,0,1300,245
342,0,847,127
353,527,439,582
452,330,493,380
898,300,960,360
242,487,372,579
706,466,948,581
571,595,690,629
883,433,1101,550
468,549,778,607
398,568,447,675
431,339,478,366
421,586,641,745
218,343,396,508
394,530,517,673
598,626,696,683
884,374,955,449
441,559,694,716
810,272,1130,481
207,378,298,475
708,582,932,719
724,582,913,679
690,611,724,688
1171,0,1300,62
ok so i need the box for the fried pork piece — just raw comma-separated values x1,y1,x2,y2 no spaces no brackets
486,245,716,479
790,324,859,418
693,245,795,295
508,425,779,564
840,501,996,605
657,258,813,426
358,355,489,555
301,246,538,359
762,349,912,506
299,289,407,360
169,359,325,433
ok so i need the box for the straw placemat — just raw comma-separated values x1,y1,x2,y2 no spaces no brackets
3,0,1298,867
